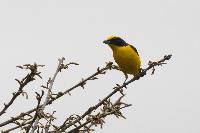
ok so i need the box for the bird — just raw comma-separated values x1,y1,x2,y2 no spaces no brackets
103,36,141,82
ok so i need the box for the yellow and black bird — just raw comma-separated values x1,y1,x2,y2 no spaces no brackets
103,36,141,81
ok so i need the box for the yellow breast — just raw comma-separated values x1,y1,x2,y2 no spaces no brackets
110,44,141,75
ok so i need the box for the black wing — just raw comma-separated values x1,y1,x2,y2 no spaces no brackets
129,45,139,56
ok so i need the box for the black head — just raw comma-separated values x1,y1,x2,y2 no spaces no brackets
103,36,128,46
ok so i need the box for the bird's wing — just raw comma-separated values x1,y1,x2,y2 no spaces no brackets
129,44,139,56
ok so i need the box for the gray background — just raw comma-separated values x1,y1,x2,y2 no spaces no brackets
0,0,200,132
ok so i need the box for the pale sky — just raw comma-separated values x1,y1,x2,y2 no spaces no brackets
0,0,200,132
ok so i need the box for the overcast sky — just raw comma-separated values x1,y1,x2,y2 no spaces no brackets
0,0,200,132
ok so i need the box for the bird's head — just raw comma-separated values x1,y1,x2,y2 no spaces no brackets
103,36,128,47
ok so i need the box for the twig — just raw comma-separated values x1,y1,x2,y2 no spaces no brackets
44,111,56,133
30,58,65,133
1,121,31,133
0,63,43,116
0,62,113,128
0,54,172,132
68,104,132,133
58,54,172,132
26,91,44,132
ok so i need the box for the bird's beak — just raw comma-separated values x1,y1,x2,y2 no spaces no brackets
103,40,110,44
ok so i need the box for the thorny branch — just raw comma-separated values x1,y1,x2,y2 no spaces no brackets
69,103,132,133
25,91,44,132
30,57,65,133
0,63,44,116
0,54,172,133
63,96,132,133
54,54,172,132
1,59,78,132
0,61,115,128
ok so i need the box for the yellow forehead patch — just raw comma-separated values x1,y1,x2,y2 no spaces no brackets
106,35,119,40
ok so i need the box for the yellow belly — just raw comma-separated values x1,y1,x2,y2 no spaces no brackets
112,45,141,75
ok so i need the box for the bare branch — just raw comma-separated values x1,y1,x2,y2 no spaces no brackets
0,63,44,116
0,54,172,133
30,57,65,133
25,91,44,132
0,61,114,128
57,54,172,132
68,104,132,133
